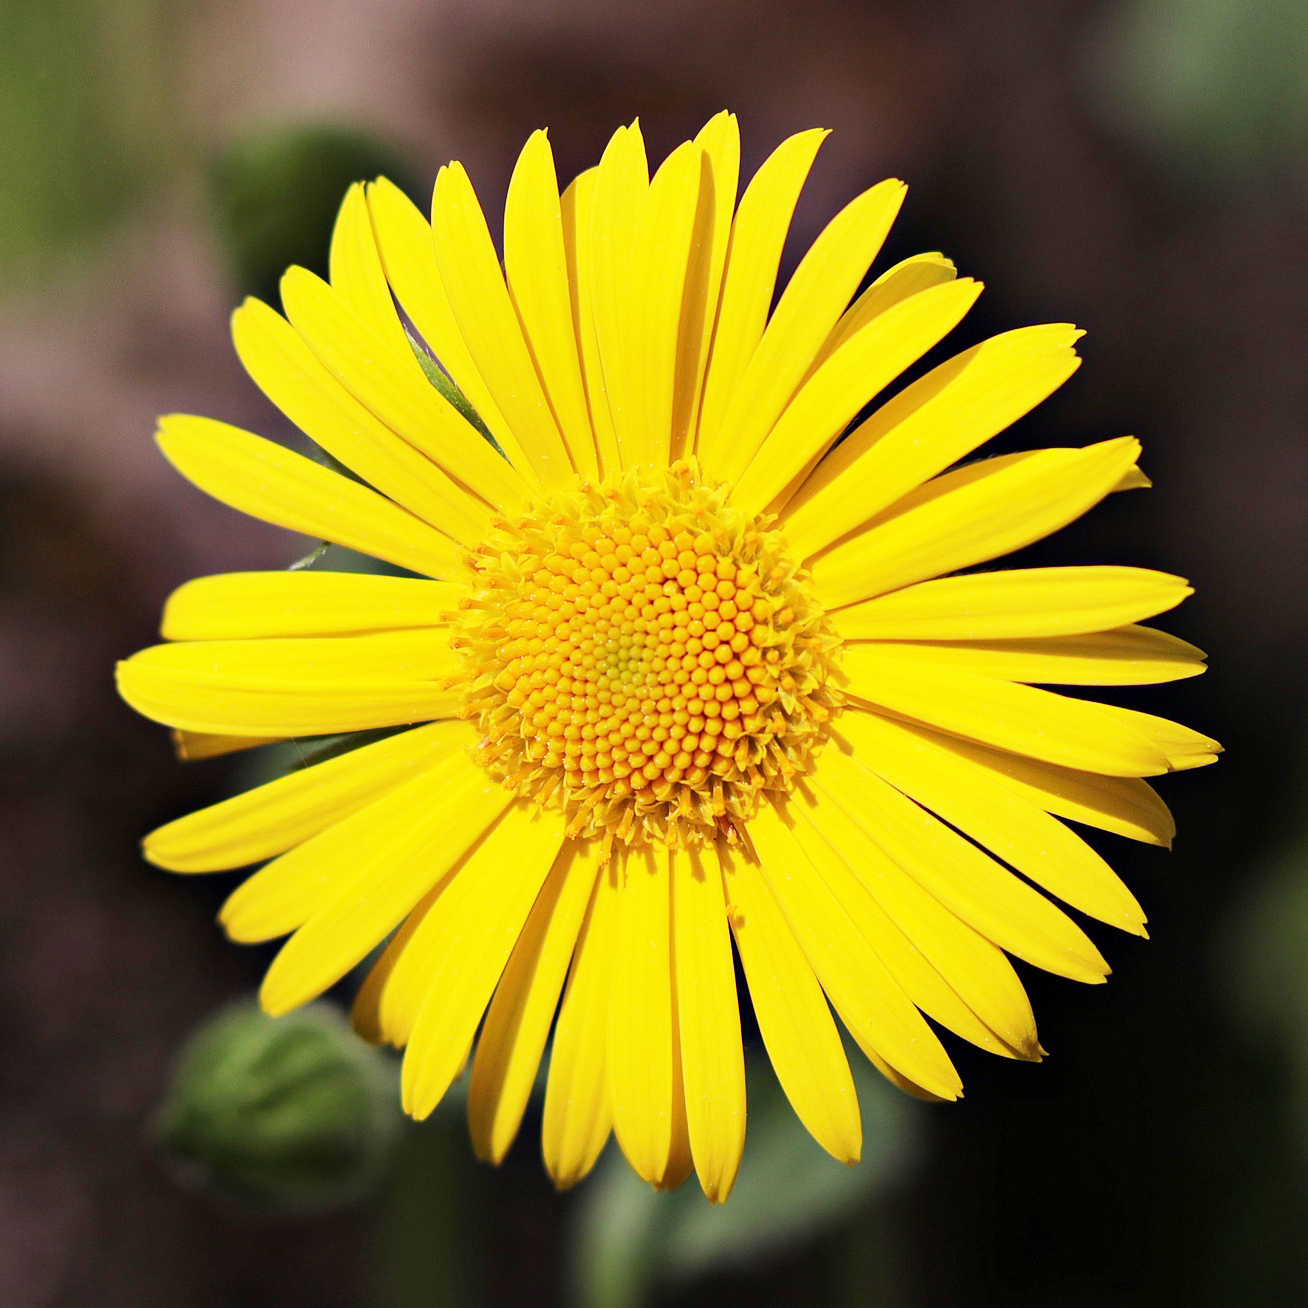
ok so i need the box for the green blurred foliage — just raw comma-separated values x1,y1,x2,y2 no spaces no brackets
209,125,422,303
155,1001,401,1214
1226,834,1308,1159
1092,0,1308,178
568,1049,921,1308
0,0,180,288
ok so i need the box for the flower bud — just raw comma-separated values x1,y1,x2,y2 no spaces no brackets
155,1001,399,1213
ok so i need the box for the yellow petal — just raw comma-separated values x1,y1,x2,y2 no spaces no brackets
730,278,983,516
815,252,957,363
723,844,862,1164
431,161,576,487
250,749,509,1011
661,1021,695,1194
837,644,1171,776
144,720,472,873
842,626,1206,687
585,124,651,468
278,268,529,511
161,571,457,641
467,840,602,1164
784,779,1040,1056
232,293,491,543
814,746,1110,982
830,566,1193,640
782,786,1038,1057
400,803,568,1119
702,178,906,484
811,437,1144,608
836,710,1147,933
748,800,963,1099
671,843,745,1203
351,880,439,1045
697,129,828,464
220,737,478,946
154,414,458,580
608,846,676,1185
914,729,1176,846
327,183,415,360
621,141,707,468
671,111,739,461
782,325,1083,557
561,169,621,477
504,130,599,478
365,177,516,458
840,644,1217,776
116,631,459,738
543,862,619,1189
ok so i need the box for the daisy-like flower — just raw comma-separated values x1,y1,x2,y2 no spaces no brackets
117,114,1219,1202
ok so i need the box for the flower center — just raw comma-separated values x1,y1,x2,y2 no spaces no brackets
454,463,843,854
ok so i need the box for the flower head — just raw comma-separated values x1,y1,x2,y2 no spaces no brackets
118,113,1218,1202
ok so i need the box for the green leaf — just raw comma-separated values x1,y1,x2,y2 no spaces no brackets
405,329,504,457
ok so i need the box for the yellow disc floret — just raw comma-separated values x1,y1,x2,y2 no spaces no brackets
453,462,843,854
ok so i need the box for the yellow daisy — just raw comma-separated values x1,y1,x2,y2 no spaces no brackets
117,113,1219,1203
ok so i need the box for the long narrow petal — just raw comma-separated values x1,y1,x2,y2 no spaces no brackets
116,631,460,738
621,141,706,467
838,645,1218,776
504,131,599,478
154,414,459,579
671,112,739,460
432,162,576,487
836,710,1147,932
543,862,619,1189
327,184,415,359
608,846,676,1185
467,840,603,1164
250,751,511,1011
144,720,471,873
730,278,983,515
278,268,530,510
783,325,1083,557
365,177,516,457
782,787,1037,1057
586,124,650,467
831,566,1193,641
697,129,828,463
815,253,957,363
351,879,442,1046
810,437,1144,607
748,801,963,1099
671,843,745,1203
842,626,1206,686
161,572,456,641
232,294,491,542
220,742,482,946
723,845,861,1164
785,779,1040,1056
910,728,1176,846
401,804,569,1118
560,169,621,476
814,747,1110,982
703,178,906,483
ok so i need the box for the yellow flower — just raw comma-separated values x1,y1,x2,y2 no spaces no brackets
117,113,1219,1203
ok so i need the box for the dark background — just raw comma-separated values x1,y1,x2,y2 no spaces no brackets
2,0,1306,1304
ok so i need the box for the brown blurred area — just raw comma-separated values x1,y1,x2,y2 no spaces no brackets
2,0,1306,1305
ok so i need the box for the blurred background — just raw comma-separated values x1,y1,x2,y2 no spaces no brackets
2,0,1306,1303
